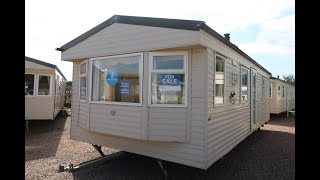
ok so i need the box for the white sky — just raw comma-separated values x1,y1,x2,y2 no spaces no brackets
25,0,295,81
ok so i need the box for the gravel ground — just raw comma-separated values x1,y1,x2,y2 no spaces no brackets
25,111,295,180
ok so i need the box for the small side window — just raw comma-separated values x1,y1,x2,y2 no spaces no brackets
240,67,249,102
214,55,226,105
79,61,87,101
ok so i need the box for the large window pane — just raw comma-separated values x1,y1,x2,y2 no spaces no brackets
216,56,225,72
80,77,86,100
25,74,34,95
241,68,248,101
91,55,142,103
38,75,50,95
215,84,224,97
151,74,185,104
153,55,184,69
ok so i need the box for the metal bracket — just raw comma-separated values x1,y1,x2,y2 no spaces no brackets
157,159,168,179
58,151,125,173
92,144,105,157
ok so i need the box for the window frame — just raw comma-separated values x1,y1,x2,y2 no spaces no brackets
36,74,52,96
89,52,143,106
25,73,36,97
79,60,88,102
214,53,226,106
282,85,285,97
148,51,188,107
240,66,249,103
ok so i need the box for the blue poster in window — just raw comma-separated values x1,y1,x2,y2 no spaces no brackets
25,81,28,87
119,79,130,96
158,74,181,86
106,69,119,86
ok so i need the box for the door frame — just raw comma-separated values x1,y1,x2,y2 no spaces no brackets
250,68,257,131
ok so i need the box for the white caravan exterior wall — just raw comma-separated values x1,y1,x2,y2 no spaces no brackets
269,78,295,114
204,40,270,168
25,59,67,120
54,69,67,119
62,20,271,170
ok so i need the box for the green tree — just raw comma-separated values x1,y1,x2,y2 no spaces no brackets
283,74,295,86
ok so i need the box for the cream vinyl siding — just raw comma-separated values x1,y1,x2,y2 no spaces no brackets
206,48,251,168
62,23,199,61
255,75,270,127
70,49,207,169
53,69,66,119
205,45,270,168
63,22,273,170
270,81,278,113
25,61,55,120
270,79,295,114
25,96,54,120
200,29,270,78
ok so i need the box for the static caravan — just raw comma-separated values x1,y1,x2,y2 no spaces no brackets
270,77,295,114
56,15,271,170
25,56,67,120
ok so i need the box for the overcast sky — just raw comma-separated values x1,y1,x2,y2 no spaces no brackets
25,0,295,81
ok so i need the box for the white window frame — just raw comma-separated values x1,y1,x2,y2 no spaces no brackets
25,73,36,97
214,53,226,106
148,51,188,107
36,74,52,96
89,52,143,106
79,60,88,102
240,66,249,103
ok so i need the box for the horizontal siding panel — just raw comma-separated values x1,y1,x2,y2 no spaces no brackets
208,129,249,166
207,122,249,150
25,97,54,120
207,123,249,157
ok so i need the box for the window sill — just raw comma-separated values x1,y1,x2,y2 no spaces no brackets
148,104,187,108
90,101,142,107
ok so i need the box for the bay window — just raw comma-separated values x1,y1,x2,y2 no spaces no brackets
90,53,143,105
149,52,188,107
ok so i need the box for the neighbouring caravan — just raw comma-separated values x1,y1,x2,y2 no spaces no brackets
25,56,67,120
270,77,295,114
56,15,271,170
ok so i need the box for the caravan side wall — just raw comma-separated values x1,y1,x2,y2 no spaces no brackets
53,69,67,119
70,48,208,169
25,61,55,120
201,29,270,169
270,79,295,114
